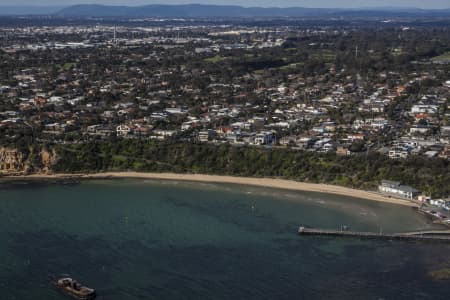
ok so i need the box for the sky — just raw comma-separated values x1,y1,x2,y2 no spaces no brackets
0,0,449,9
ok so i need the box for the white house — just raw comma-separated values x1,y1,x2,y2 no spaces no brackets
198,129,216,142
411,104,438,114
116,125,132,136
378,180,420,200
388,146,409,159
253,132,273,145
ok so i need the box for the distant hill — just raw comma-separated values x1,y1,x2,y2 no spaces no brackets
56,4,337,17
0,6,63,15
55,4,450,18
0,4,449,18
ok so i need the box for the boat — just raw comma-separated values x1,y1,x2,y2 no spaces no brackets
54,277,96,300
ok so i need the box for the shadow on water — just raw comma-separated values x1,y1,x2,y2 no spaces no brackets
0,179,81,191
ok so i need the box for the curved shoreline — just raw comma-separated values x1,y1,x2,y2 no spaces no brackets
4,172,418,207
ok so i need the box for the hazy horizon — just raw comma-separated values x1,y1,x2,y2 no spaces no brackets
0,1,449,10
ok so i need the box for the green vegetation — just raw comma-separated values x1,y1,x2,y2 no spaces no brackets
432,51,450,61
55,62,77,70
310,50,336,61
204,55,227,63
279,62,304,70
63,62,77,69
429,268,450,280
52,140,450,197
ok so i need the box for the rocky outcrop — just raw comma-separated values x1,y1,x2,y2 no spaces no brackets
40,148,58,173
0,146,59,175
0,147,28,174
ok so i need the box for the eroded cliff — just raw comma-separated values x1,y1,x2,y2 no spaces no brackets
0,147,27,174
0,147,58,175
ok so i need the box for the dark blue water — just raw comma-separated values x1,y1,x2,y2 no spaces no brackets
0,179,449,299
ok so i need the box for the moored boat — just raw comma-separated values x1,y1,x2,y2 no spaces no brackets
54,277,96,300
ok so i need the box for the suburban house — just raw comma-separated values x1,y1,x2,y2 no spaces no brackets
198,129,216,142
116,124,132,136
388,146,410,159
86,124,114,137
378,180,420,200
253,132,273,145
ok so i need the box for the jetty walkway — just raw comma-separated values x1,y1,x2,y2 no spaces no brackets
298,227,450,243
402,230,450,236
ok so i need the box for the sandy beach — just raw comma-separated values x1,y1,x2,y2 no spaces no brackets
6,172,418,207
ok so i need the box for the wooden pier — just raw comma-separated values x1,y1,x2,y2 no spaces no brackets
298,226,450,243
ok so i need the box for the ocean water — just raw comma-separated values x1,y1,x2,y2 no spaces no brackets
0,179,450,300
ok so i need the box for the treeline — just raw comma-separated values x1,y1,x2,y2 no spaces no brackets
52,140,450,197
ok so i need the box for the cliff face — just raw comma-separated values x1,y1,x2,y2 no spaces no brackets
0,147,28,174
39,148,59,173
0,147,58,175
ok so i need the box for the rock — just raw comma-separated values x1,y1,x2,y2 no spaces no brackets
40,148,58,174
0,147,26,174
0,147,59,175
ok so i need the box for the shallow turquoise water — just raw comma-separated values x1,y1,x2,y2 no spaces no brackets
0,179,449,299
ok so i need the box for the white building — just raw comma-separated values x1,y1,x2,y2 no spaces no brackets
198,129,216,142
253,132,273,145
116,125,132,136
378,180,420,200
411,104,438,114
389,146,409,159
